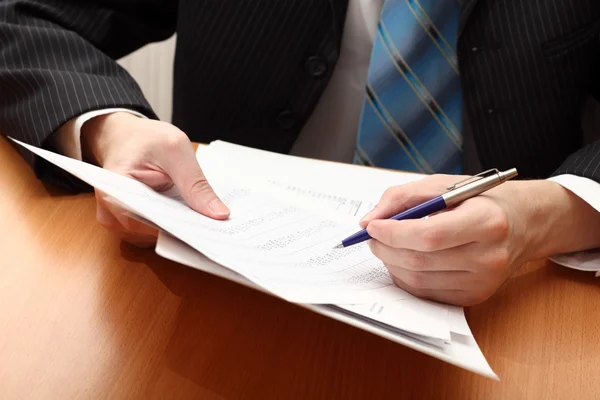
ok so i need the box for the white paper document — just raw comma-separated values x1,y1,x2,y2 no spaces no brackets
156,231,495,379
11,138,497,379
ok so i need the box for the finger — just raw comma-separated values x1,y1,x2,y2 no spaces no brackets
122,211,161,231
384,264,476,290
369,240,474,271
372,239,512,279
96,192,123,231
366,198,496,251
119,215,159,237
97,194,158,237
389,274,485,306
96,200,157,248
112,230,158,249
359,176,456,228
157,133,230,219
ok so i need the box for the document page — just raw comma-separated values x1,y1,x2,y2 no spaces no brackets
12,139,412,304
195,141,455,333
152,150,454,341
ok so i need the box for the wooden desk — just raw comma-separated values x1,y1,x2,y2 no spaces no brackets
1,137,599,400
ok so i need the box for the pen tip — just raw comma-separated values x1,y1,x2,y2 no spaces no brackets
333,242,343,249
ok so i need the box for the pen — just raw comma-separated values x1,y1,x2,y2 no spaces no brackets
334,168,519,249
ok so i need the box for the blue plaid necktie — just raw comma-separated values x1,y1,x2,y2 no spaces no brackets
355,0,463,174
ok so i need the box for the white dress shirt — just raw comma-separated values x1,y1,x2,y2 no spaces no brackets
53,0,600,271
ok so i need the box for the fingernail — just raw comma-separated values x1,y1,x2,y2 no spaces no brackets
208,199,230,216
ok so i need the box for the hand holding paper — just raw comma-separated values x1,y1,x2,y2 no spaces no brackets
79,111,229,246
360,173,600,306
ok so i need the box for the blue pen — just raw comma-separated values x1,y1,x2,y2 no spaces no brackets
334,168,518,249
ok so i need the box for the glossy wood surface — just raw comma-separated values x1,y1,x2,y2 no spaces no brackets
1,136,599,399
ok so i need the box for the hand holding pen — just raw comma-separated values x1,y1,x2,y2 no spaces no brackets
332,167,598,306
336,168,518,248
337,169,562,305
340,167,600,306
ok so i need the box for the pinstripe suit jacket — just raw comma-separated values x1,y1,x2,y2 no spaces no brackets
0,0,599,192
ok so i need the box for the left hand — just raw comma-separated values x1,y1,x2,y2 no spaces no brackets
360,174,600,306
79,112,230,248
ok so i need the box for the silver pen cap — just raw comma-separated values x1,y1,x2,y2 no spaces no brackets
443,168,519,206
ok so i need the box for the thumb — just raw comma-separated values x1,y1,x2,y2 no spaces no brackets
159,139,230,220
359,177,449,228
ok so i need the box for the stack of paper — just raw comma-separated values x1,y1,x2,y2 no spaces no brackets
12,138,497,379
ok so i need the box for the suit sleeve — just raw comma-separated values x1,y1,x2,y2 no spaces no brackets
552,142,600,182
552,86,600,182
0,0,178,192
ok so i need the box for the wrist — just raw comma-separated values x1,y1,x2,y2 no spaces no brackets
520,180,600,259
81,112,140,166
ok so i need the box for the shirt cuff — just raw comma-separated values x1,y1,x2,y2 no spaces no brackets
547,174,600,275
53,108,148,160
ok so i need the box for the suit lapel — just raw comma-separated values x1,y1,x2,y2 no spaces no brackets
459,0,481,37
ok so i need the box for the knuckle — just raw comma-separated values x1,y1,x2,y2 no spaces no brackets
382,186,398,198
382,186,406,203
162,129,189,151
403,270,429,290
404,250,428,271
187,177,214,199
420,227,444,251
488,210,509,238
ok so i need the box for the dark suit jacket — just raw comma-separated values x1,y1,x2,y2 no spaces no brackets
1,0,599,192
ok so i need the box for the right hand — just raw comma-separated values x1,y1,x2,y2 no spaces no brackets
81,112,230,248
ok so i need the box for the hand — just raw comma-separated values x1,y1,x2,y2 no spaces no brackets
80,112,230,247
360,174,600,306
